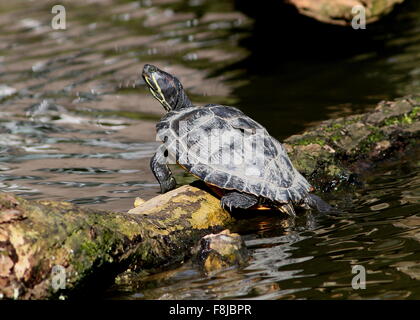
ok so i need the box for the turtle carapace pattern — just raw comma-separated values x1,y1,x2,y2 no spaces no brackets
142,64,331,216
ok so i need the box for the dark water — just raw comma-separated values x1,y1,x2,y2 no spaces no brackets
0,0,419,299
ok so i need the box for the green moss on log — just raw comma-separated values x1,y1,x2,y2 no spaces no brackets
0,185,233,299
285,95,419,191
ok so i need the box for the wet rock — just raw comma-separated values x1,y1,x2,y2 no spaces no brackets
193,229,249,274
128,185,233,230
287,0,404,26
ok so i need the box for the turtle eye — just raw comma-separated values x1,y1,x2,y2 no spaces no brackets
149,65,156,73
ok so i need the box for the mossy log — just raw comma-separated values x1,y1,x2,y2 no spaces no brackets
285,95,419,191
287,0,404,26
0,95,418,299
0,186,232,299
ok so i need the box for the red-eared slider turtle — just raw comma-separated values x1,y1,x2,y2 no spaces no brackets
142,64,331,216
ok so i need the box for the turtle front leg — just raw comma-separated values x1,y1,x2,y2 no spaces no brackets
150,147,177,193
221,192,258,212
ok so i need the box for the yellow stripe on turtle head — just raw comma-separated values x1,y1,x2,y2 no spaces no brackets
147,73,172,111
144,75,154,90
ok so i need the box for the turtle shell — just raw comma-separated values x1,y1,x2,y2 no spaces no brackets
156,104,312,204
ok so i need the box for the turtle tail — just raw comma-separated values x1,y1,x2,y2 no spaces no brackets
304,194,332,213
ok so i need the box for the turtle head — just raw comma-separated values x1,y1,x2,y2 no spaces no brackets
142,64,192,112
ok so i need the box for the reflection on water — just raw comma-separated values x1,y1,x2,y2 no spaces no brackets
0,0,419,299
106,152,420,299
0,0,251,210
231,0,420,138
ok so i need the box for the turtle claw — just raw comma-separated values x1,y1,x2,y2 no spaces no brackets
278,203,296,217
220,197,233,212
160,177,177,193
220,198,231,212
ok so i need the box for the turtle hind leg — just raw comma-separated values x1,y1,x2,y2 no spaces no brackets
304,194,332,213
278,203,296,217
220,192,258,212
